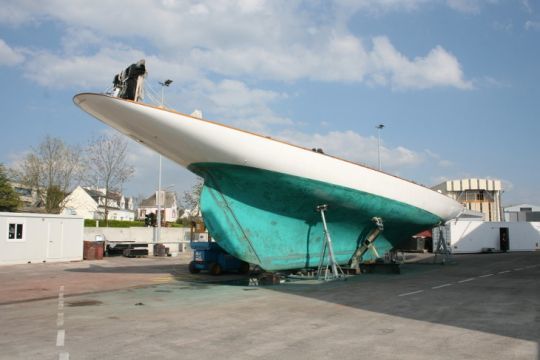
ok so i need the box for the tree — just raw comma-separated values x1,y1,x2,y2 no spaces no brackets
10,136,83,213
86,133,134,225
182,177,204,218
0,164,20,212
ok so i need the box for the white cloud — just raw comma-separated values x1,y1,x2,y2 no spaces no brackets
201,79,292,132
3,0,471,91
424,149,453,168
525,20,540,30
0,38,25,66
275,129,424,170
0,2,37,25
22,46,200,90
497,178,514,192
447,0,481,13
522,0,533,14
368,36,472,90
125,143,197,200
336,0,429,14
23,49,141,89
446,0,498,14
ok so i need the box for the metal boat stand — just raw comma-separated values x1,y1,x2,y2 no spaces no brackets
349,217,384,274
315,205,346,281
433,224,452,264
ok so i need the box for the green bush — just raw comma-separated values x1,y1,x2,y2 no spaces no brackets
84,219,185,228
84,219,146,228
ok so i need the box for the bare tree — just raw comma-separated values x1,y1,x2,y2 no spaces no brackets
87,134,134,225
11,136,83,213
182,177,204,217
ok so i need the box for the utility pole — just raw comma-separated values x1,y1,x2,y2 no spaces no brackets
156,79,173,242
376,124,385,171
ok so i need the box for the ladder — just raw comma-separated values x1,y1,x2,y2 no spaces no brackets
316,205,345,281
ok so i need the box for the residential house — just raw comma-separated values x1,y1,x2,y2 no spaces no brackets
62,186,135,221
10,182,44,212
137,191,178,223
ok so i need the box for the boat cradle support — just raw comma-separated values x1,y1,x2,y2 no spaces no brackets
349,217,384,273
316,204,346,281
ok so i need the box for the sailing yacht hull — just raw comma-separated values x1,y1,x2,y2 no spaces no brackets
74,93,462,270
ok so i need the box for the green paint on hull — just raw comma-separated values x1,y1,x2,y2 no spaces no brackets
189,163,441,271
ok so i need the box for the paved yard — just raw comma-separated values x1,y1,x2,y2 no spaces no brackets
0,252,538,360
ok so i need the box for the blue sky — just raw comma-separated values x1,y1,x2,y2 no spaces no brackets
0,0,538,206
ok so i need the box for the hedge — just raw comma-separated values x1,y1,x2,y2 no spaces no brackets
84,219,184,228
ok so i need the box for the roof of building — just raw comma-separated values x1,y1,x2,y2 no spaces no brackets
140,191,176,208
83,187,123,201
432,178,502,192
504,203,540,211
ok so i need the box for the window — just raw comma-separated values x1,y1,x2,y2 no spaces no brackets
15,187,32,196
520,207,532,212
8,223,24,241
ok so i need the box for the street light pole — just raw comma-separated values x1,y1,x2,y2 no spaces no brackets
158,79,173,108
376,124,385,171
157,155,162,242
156,79,173,243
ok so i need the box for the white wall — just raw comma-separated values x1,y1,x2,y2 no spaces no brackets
83,227,193,255
62,186,98,219
0,212,83,265
107,209,135,221
434,221,540,253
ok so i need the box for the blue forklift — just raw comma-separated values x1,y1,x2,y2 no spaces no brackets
188,221,250,275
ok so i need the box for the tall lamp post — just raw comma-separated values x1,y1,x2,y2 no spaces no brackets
376,124,384,171
156,79,173,242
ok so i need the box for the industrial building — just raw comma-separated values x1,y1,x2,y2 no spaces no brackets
432,178,503,221
504,203,540,222
433,219,540,253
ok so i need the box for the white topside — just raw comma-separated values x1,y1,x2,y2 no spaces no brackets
74,93,463,221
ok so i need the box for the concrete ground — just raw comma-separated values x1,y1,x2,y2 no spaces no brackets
0,252,538,360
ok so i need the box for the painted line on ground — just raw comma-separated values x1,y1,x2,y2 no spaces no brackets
432,283,452,289
56,285,69,360
57,312,64,327
56,330,65,347
397,264,539,298
398,290,424,297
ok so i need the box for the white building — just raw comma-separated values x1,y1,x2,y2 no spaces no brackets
432,178,503,221
62,186,135,221
1,212,83,265
504,204,540,222
137,191,178,223
433,220,540,253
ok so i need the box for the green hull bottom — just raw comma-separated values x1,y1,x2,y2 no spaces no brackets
189,163,441,271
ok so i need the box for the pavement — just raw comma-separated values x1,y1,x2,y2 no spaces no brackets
0,252,538,360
